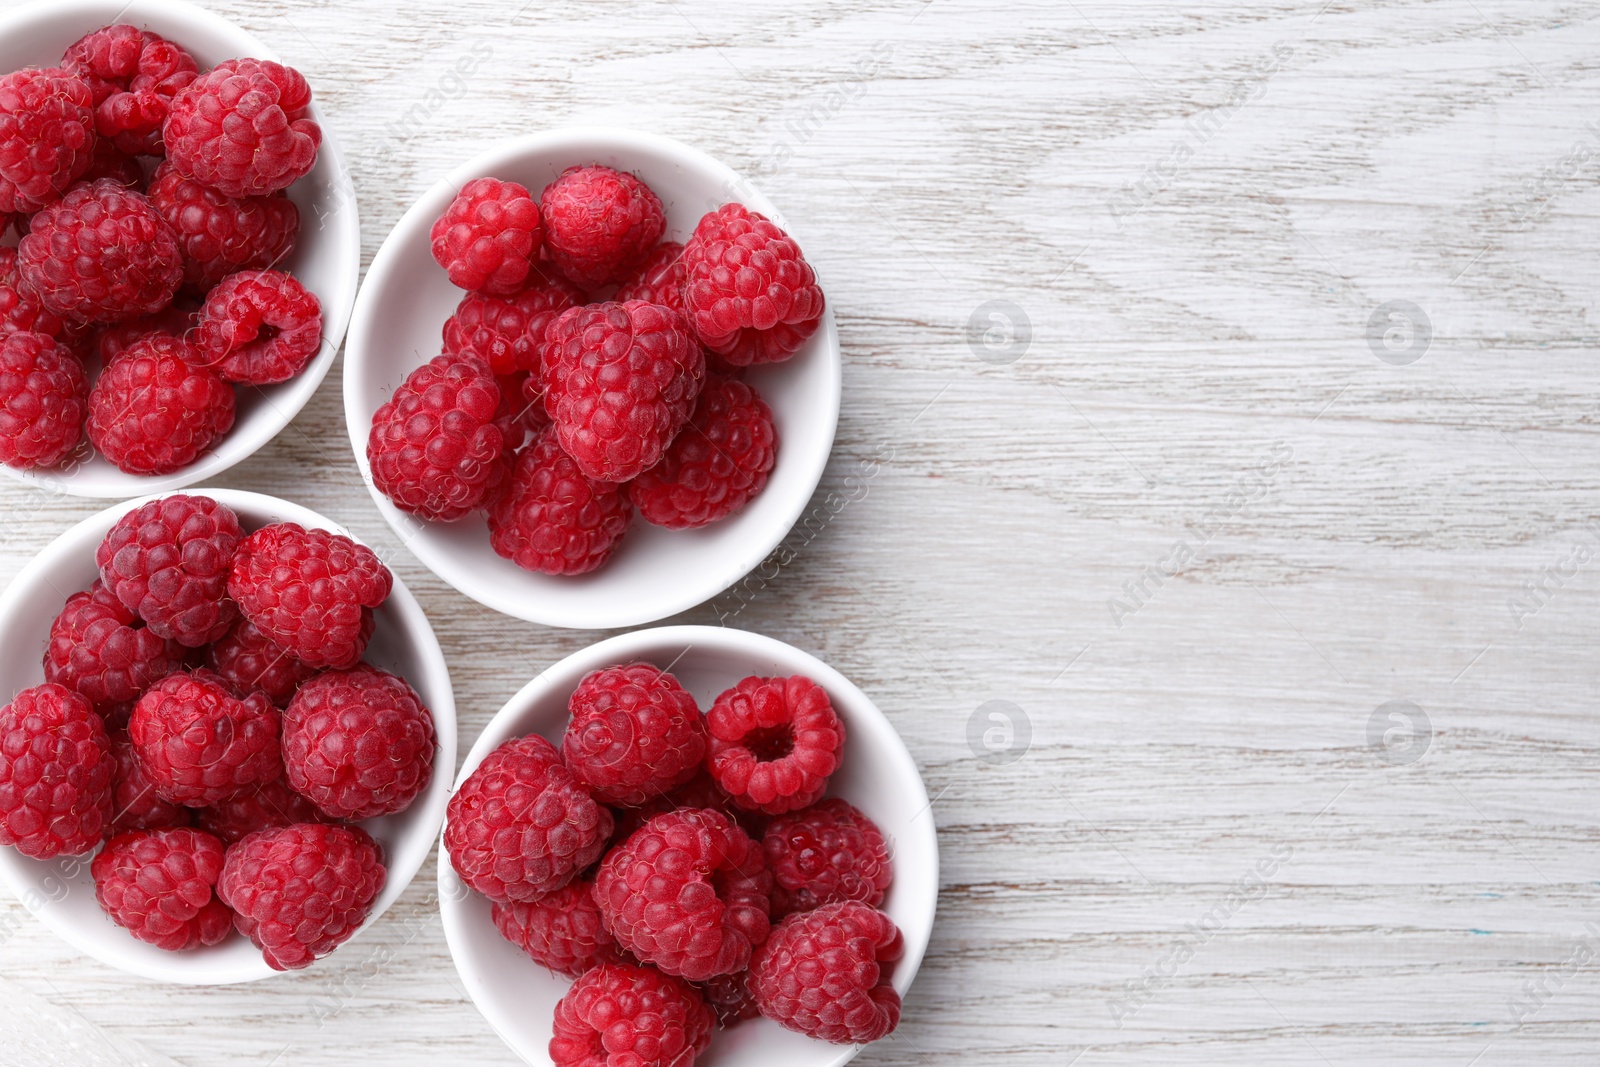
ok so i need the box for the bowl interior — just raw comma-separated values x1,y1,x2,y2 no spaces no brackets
439,625,935,1067
344,130,841,629
0,0,361,498
0,489,456,984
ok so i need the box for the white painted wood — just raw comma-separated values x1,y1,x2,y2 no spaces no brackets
3,0,1600,1063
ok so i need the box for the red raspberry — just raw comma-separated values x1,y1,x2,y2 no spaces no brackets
96,493,243,648
441,268,582,376
366,352,506,522
93,299,199,366
549,963,713,1067
594,808,771,981
18,179,183,324
749,901,903,1044
61,25,199,157
486,426,632,576
541,300,704,483
87,334,234,474
92,827,232,951
444,734,613,904
44,581,184,709
193,775,331,845
192,269,322,385
629,375,776,530
614,241,686,314
698,970,759,1028
0,246,78,342
107,732,191,833
0,329,87,470
764,798,892,918
0,683,113,858
0,68,95,214
129,669,282,806
562,663,705,806
539,166,665,291
147,162,299,292
680,203,824,366
706,675,844,815
282,666,435,820
227,522,392,670
430,177,542,295
609,768,765,844
490,879,628,978
163,59,320,198
204,617,315,707
218,822,385,970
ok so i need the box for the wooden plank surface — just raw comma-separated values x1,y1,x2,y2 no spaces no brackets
4,0,1600,1063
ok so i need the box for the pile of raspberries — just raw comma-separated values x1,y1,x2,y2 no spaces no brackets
445,663,899,1063
367,164,824,576
0,493,438,971
0,25,326,475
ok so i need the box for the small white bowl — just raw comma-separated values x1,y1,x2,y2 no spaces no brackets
343,129,841,629
439,625,936,1067
0,0,361,499
0,489,456,984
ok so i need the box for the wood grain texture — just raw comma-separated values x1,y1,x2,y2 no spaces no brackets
3,0,1600,1063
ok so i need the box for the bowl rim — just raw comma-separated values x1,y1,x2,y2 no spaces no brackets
0,0,362,499
341,126,843,629
0,487,457,984
437,624,937,1067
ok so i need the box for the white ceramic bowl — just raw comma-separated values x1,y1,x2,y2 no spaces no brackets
439,625,936,1067
344,129,841,629
0,489,456,984
0,0,361,499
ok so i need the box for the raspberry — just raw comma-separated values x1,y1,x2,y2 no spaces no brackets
218,822,385,970
430,177,542,295
92,827,232,951
629,375,776,530
594,808,771,981
96,493,243,648
562,663,705,806
193,775,331,844
108,732,191,833
44,581,184,709
698,970,759,1028
486,426,632,576
147,162,299,292
549,963,714,1067
705,675,844,815
204,617,315,707
61,25,199,157
0,684,112,857
93,299,199,366
18,179,183,324
749,901,903,1044
764,798,892,918
0,329,87,470
539,165,665,290
163,59,320,198
282,666,435,820
192,269,322,385
680,203,824,366
87,334,234,473
0,246,77,342
609,768,764,844
129,670,282,806
490,879,628,978
366,352,506,522
441,268,582,376
614,241,686,314
0,68,96,214
227,522,392,670
540,300,704,482
444,734,613,903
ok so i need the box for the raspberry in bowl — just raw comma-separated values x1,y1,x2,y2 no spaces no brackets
0,0,360,498
439,625,936,1067
344,129,841,629
0,489,454,984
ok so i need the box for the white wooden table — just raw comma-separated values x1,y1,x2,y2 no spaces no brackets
4,0,1600,1063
